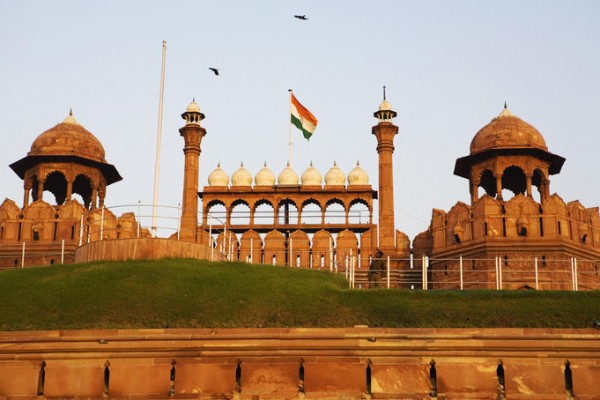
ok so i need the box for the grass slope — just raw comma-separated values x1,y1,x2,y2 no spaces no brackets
0,259,599,331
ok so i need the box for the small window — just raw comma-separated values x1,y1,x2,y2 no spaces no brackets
504,256,509,266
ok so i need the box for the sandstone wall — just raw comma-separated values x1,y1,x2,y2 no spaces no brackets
74,238,212,263
0,328,598,399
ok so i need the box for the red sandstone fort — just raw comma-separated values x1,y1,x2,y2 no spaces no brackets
0,96,599,398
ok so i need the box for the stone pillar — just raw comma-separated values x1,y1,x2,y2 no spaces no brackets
23,181,31,208
37,179,45,202
179,100,207,241
66,179,73,202
526,174,533,197
495,174,503,200
372,93,398,253
470,180,478,204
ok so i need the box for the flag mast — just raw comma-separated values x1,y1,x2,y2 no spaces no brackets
151,40,167,237
288,89,293,165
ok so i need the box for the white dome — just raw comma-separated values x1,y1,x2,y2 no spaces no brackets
378,99,392,111
324,161,346,186
231,162,253,186
186,98,201,113
301,161,322,186
347,161,369,185
208,163,229,186
277,162,299,185
255,162,276,186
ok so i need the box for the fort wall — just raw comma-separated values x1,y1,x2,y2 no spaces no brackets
0,327,598,399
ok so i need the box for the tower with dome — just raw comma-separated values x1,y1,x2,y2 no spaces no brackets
413,104,600,290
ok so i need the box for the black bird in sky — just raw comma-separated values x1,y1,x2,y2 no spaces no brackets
294,15,308,20
209,67,219,76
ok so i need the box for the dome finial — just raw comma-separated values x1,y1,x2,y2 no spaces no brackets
62,108,80,125
497,102,514,118
383,85,386,101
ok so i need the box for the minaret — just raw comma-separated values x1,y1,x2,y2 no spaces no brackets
372,86,398,252
179,99,207,241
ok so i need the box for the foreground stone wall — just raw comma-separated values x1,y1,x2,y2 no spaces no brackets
74,238,212,263
0,328,598,399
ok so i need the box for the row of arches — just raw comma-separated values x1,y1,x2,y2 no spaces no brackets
204,198,371,227
471,164,550,203
23,169,106,210
209,228,376,271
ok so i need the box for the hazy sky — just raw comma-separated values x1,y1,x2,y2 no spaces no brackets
1,1,599,240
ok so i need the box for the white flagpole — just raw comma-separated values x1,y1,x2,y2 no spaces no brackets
152,40,167,237
288,89,293,165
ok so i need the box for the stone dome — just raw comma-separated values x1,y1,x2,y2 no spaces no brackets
378,99,392,111
208,163,229,186
186,98,201,113
347,161,369,185
231,162,253,186
301,162,322,186
255,162,275,186
470,106,548,154
277,163,299,186
29,111,107,163
324,162,346,186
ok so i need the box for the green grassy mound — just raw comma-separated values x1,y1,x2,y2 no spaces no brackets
0,259,598,330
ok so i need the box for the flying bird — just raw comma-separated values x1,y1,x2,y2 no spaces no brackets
294,15,308,20
209,67,219,76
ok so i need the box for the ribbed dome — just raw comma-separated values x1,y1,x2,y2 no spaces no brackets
347,161,369,185
208,163,229,186
29,111,106,163
255,162,275,186
470,106,547,154
277,162,299,185
231,162,253,186
324,162,346,186
301,162,322,186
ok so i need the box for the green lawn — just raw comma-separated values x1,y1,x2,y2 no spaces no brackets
0,259,598,331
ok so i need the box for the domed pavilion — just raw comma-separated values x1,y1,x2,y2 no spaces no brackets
10,110,121,209
413,105,600,290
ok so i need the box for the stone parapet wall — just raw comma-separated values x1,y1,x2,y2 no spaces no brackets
0,327,598,399
74,238,212,263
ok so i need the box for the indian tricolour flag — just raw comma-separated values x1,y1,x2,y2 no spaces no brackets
290,93,318,140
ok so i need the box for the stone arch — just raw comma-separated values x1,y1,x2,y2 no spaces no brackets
348,198,371,224
230,199,251,226
289,230,310,268
324,198,346,224
73,173,93,209
216,230,239,261
206,200,227,225
264,230,286,266
43,170,68,205
311,230,333,270
478,169,496,198
239,230,263,264
277,198,298,225
501,165,527,199
336,229,359,273
254,199,275,225
301,198,322,224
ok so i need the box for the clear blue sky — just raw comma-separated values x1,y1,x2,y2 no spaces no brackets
1,1,599,239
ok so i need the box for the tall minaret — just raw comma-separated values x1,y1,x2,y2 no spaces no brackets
179,99,207,241
372,87,398,252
